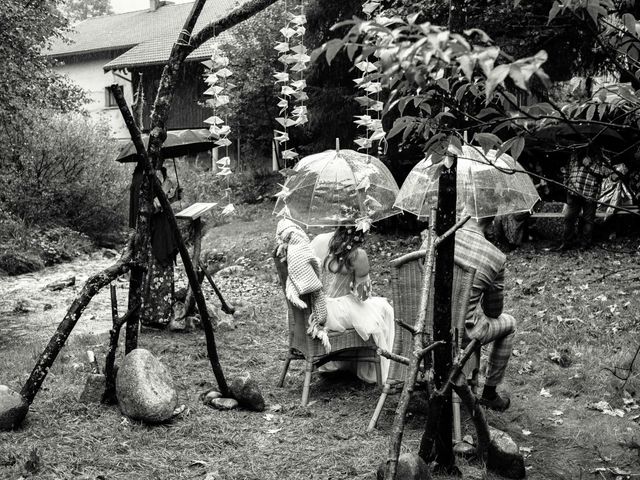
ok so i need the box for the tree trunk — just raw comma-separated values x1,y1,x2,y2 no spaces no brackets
424,158,457,471
20,237,135,404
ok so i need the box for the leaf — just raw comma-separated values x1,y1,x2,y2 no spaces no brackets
586,103,596,121
548,1,561,24
324,38,344,65
458,54,475,80
539,388,552,397
474,132,501,152
387,117,412,140
586,1,600,26
221,203,235,216
485,64,511,99
510,136,525,161
476,46,500,77
436,77,449,91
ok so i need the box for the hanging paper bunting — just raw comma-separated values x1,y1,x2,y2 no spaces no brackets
353,1,386,155
273,0,308,172
203,43,235,216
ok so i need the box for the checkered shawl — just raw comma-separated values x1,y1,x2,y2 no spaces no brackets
566,154,608,199
454,224,507,323
275,219,330,351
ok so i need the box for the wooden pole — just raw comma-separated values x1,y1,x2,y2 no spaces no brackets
383,212,439,480
103,299,140,404
427,157,458,472
110,84,230,396
20,237,135,404
183,217,204,317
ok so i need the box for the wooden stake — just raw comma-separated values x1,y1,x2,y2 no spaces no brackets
383,209,440,480
428,156,458,471
20,237,135,404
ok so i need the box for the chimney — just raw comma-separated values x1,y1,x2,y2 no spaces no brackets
149,0,161,11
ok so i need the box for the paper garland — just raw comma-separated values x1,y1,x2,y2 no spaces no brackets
273,1,309,167
203,44,235,215
354,1,386,155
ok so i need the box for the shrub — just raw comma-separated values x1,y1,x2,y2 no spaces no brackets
177,165,280,207
0,109,129,242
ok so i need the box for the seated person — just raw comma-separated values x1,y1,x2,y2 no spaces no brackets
311,226,395,384
421,214,516,411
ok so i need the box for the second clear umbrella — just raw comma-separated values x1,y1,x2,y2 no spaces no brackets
394,145,540,220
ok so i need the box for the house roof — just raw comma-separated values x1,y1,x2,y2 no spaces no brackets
46,1,240,70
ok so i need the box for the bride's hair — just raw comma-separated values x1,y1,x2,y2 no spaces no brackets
324,226,366,273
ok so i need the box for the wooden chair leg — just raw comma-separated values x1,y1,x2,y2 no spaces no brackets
374,355,383,387
277,355,292,387
301,361,313,406
452,391,462,443
367,384,390,432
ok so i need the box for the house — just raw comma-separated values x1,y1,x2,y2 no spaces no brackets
46,0,238,140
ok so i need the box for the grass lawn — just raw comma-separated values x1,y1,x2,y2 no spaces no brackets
0,202,639,479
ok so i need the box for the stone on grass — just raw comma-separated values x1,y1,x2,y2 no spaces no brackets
0,385,29,430
116,349,178,423
229,372,265,411
488,427,526,479
209,397,239,410
376,453,431,480
45,276,76,291
79,373,106,403
202,389,223,404
216,315,236,332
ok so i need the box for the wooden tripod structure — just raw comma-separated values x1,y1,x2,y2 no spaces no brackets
18,0,281,413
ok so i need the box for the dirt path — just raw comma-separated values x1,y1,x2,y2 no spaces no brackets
0,250,127,347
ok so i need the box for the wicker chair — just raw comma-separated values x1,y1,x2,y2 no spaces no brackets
367,250,479,431
273,251,382,406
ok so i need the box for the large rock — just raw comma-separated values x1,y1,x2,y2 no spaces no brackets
488,427,526,479
376,453,431,480
229,372,265,411
116,349,178,423
0,385,29,430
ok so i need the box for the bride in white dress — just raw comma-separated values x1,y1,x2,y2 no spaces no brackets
311,227,394,383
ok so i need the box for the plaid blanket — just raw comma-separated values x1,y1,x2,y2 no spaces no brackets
275,219,330,352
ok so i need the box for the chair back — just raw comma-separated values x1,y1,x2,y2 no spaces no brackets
273,250,313,356
387,249,476,385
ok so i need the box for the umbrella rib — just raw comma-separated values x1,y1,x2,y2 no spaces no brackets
306,152,332,226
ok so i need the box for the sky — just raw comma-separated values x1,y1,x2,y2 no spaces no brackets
111,0,192,14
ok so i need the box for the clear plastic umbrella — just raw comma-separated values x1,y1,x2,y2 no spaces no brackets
273,146,400,228
394,145,540,220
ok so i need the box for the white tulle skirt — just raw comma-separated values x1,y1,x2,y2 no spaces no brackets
321,294,395,383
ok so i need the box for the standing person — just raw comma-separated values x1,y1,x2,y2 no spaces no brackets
555,145,608,251
421,214,517,411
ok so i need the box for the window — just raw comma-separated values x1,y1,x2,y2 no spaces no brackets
105,87,118,108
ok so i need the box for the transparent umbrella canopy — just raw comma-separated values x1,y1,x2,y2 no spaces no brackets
394,145,540,220
273,147,400,228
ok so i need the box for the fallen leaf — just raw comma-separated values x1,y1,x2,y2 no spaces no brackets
551,409,563,416
266,428,282,434
540,388,552,397
522,429,531,436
